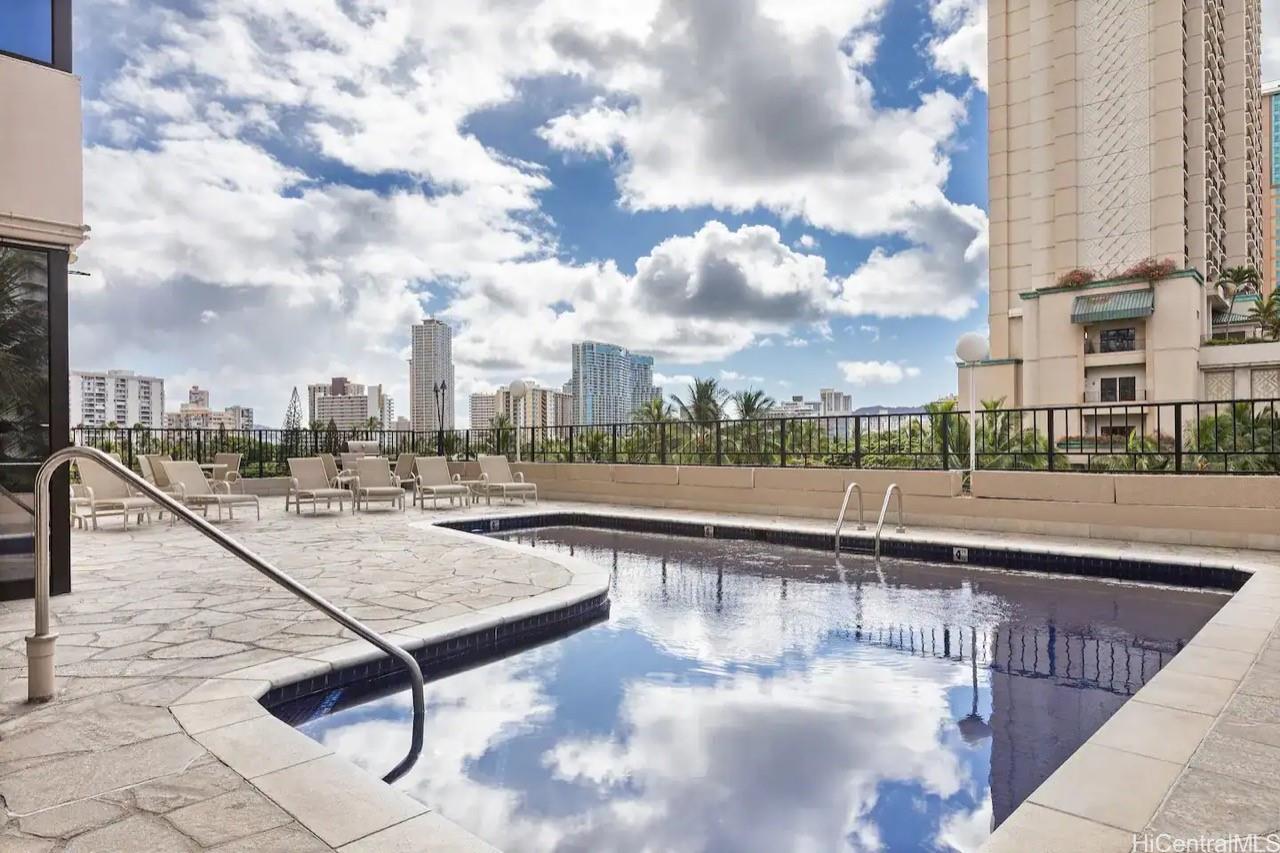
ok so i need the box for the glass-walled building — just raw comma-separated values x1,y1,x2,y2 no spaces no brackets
0,0,83,600
1265,81,1280,294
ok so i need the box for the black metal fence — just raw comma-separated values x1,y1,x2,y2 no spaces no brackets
71,397,1280,477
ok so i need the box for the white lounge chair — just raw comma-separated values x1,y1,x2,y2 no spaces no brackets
139,454,182,497
286,457,350,514
161,460,261,521
73,456,160,530
393,453,416,489
475,455,537,505
212,452,244,492
318,453,340,485
413,456,470,509
353,457,405,512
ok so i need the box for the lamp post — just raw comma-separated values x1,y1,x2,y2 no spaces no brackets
509,379,528,462
955,333,990,473
432,380,447,454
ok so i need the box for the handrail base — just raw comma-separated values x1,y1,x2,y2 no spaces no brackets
25,633,57,703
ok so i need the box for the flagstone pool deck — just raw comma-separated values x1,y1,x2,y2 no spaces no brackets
0,499,1278,852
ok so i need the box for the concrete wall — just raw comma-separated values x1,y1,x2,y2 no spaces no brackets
0,54,84,248
497,463,1280,550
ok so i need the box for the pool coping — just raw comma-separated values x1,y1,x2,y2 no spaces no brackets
173,507,1278,852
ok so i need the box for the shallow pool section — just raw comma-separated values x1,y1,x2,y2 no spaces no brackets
281,527,1224,852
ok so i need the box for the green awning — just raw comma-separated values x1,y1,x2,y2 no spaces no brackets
1213,292,1259,325
1070,289,1154,324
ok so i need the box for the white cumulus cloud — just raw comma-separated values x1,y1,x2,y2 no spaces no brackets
839,360,922,385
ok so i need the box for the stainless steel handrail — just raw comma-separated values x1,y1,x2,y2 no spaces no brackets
833,482,864,555
873,484,905,559
25,446,425,782
0,482,34,516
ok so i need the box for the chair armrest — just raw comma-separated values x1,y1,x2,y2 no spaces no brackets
452,473,462,483
211,480,232,495
480,473,490,483
225,472,242,483
290,477,300,493
515,472,526,483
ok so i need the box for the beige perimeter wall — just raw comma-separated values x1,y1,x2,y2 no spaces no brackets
495,464,1280,550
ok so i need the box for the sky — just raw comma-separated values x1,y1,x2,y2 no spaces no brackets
65,0,1280,428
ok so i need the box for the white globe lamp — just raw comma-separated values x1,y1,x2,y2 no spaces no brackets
955,334,990,473
508,380,529,461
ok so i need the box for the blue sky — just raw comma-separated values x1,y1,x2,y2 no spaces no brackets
69,0,989,426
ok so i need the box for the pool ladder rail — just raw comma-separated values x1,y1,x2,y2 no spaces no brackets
833,482,865,555
874,484,906,559
23,446,426,783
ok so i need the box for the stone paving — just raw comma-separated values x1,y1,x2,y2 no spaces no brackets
1,497,1279,851
0,499,585,851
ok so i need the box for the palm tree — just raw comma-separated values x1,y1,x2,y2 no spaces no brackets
0,247,49,463
1248,291,1280,341
670,378,727,423
632,397,674,424
1218,266,1260,337
629,398,674,463
730,388,774,420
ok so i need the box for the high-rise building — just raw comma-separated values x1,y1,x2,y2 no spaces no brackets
2,0,84,599
71,370,165,428
570,341,661,425
1264,81,1280,293
163,386,253,430
967,0,1267,419
494,384,575,428
469,393,496,429
312,383,389,430
764,395,821,419
409,319,455,431
819,388,853,415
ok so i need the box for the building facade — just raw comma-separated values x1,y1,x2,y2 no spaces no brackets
71,370,164,429
819,388,853,415
1265,81,1280,293
409,319,455,431
764,395,822,419
967,0,1267,421
1,0,83,598
314,384,388,430
494,384,574,429
163,386,253,430
570,341,661,425
469,393,496,429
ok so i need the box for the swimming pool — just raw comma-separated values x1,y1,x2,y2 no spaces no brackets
278,525,1224,852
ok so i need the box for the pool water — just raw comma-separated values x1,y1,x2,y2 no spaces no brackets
286,527,1224,852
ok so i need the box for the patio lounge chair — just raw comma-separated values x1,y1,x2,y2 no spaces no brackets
338,452,363,471
475,455,537,505
139,454,182,496
393,453,416,489
353,457,405,512
286,457,350,514
413,456,470,509
318,453,340,485
161,460,261,521
73,456,160,530
212,452,244,492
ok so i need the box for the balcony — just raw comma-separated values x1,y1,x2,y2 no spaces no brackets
1083,389,1147,403
1084,336,1145,354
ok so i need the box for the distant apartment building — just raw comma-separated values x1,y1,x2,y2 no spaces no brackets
819,388,853,415
494,384,574,428
469,393,496,429
570,342,661,424
310,379,390,430
163,385,253,430
764,395,821,419
71,370,165,428
409,319,455,431
966,0,1270,428
392,416,411,431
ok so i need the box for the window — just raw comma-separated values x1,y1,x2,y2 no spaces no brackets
0,0,53,65
1100,376,1137,402
1099,327,1137,353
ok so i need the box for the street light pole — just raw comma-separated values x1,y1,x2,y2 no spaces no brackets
955,333,990,474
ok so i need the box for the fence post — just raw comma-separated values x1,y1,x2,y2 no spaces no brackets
1047,409,1056,471
1174,402,1183,473
715,421,723,466
568,425,575,463
257,430,264,478
196,429,203,465
464,430,470,460
611,424,618,463
436,429,443,457
779,418,788,467
853,417,862,468
125,430,134,471
940,415,950,470
659,422,667,465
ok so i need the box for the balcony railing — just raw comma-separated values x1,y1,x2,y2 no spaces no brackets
1083,390,1147,403
69,396,1280,475
1084,337,1145,354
